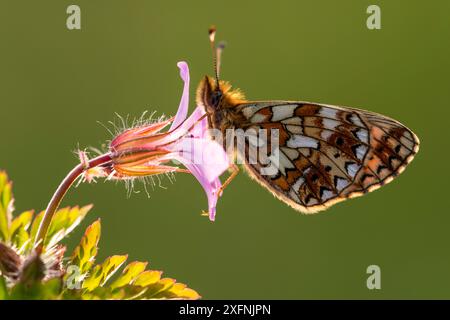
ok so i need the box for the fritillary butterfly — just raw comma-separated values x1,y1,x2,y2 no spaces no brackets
197,27,420,214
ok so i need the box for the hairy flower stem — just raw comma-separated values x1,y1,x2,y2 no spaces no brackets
34,153,112,250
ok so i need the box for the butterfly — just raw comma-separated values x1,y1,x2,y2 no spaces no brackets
197,27,420,214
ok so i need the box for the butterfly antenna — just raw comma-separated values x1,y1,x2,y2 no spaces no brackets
208,26,220,88
217,40,226,79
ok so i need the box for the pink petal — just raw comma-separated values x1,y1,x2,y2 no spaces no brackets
169,61,190,131
170,137,230,221
156,106,208,148
176,106,208,139
183,162,221,221
187,106,208,139
176,160,222,221
172,137,229,182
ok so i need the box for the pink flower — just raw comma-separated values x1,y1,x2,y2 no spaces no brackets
104,62,229,221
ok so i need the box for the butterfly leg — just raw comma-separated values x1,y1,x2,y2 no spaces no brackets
218,164,240,197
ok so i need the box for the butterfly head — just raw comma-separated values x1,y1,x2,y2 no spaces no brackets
196,75,245,113
196,75,222,112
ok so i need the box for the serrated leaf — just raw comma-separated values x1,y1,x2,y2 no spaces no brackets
133,270,162,287
109,284,148,300
9,210,33,249
112,285,147,300
45,205,92,247
69,219,101,276
155,282,201,300
110,261,147,290
79,267,199,300
0,173,6,194
0,171,13,241
82,255,128,291
80,285,141,300
143,278,176,299
1,180,12,217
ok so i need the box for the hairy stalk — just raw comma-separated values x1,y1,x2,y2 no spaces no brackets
34,153,112,249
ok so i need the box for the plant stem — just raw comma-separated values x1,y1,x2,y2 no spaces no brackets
34,153,112,249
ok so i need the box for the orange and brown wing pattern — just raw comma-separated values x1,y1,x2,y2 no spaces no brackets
236,101,419,213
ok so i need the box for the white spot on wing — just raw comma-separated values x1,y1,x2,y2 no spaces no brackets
321,130,333,140
321,189,334,201
250,113,268,123
350,114,364,127
356,129,369,143
322,118,340,130
355,145,368,160
319,107,338,118
289,189,301,203
335,177,349,191
287,135,319,149
271,105,297,121
241,105,265,119
292,177,305,192
346,163,359,178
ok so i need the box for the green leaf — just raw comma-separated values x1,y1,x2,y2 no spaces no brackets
77,266,200,300
142,278,176,298
0,275,8,299
153,282,201,299
69,219,101,276
110,261,147,290
133,270,162,287
83,255,128,291
0,171,13,242
45,204,92,248
136,278,200,299
76,261,200,300
10,278,62,300
0,170,202,300
92,285,147,300
110,285,147,300
80,281,200,300
9,210,33,250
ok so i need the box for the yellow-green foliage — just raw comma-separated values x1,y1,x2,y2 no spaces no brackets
0,170,200,300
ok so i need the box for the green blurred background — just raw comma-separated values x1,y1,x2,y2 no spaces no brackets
0,0,449,299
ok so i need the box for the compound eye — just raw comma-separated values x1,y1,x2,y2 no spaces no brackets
212,91,222,106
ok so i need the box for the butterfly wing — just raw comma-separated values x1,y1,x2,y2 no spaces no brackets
236,101,420,213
